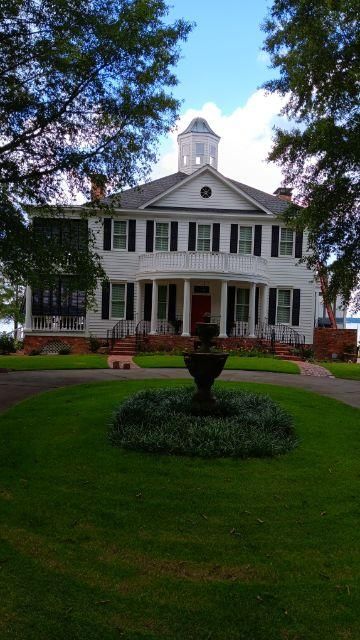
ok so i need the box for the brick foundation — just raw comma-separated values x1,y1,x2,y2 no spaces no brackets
140,335,270,353
313,328,358,361
23,335,107,354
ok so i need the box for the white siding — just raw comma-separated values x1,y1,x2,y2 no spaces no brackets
153,172,261,210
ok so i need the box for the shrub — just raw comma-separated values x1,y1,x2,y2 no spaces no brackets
58,344,71,355
110,387,296,458
89,335,101,353
28,348,41,356
0,334,16,354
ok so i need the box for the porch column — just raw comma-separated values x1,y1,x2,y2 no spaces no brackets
219,280,228,338
248,282,257,337
182,279,191,336
150,279,158,334
260,285,269,325
135,281,142,322
24,285,32,331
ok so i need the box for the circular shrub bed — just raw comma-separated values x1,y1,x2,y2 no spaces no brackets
110,387,297,458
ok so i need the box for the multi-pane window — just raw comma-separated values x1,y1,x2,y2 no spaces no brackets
279,228,294,256
113,221,127,250
155,222,169,251
197,224,211,251
195,142,205,165
276,289,291,323
210,144,216,166
238,226,253,255
182,144,190,167
111,284,126,318
157,285,168,319
236,288,250,322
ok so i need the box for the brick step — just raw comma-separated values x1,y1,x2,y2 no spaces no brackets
110,351,135,356
277,355,302,361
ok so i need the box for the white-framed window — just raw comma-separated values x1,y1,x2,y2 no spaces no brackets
113,220,127,250
157,285,168,320
276,289,292,323
210,143,216,166
155,222,169,251
182,143,190,167
238,226,253,255
111,283,126,318
197,224,211,251
195,142,205,165
235,288,249,322
279,228,294,256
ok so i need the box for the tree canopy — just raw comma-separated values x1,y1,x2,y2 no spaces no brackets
0,0,192,294
262,0,359,308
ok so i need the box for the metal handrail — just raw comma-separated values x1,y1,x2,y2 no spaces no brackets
255,322,305,351
107,319,136,350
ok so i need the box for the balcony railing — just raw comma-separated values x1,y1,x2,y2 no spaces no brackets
32,315,86,332
138,251,268,279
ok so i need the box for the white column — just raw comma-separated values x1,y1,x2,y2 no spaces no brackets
219,280,228,338
24,285,32,331
181,279,191,336
248,282,257,337
135,281,142,322
150,280,158,334
260,285,269,325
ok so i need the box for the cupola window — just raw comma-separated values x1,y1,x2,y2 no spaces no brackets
195,142,205,165
182,144,190,167
210,144,216,166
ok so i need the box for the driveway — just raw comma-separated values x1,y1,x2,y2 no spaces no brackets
0,368,359,413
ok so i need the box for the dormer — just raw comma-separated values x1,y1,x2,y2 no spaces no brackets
177,117,220,175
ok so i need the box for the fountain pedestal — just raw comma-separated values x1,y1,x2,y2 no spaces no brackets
183,321,228,415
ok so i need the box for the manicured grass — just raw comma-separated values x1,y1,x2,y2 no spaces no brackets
134,354,300,374
0,354,109,370
321,361,360,380
1,379,359,639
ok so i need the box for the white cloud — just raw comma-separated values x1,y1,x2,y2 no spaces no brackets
152,90,288,195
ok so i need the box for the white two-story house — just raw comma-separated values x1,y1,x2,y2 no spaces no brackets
24,118,316,353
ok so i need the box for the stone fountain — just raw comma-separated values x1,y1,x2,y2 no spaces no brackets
183,316,228,415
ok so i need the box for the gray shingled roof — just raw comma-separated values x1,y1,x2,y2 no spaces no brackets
103,168,289,215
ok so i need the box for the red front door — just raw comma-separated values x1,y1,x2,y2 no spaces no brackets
191,295,211,335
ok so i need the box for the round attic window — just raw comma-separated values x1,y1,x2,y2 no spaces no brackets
200,186,212,199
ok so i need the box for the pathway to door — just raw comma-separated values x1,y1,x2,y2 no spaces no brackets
0,368,359,413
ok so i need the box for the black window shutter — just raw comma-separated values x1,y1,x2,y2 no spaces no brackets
128,220,136,252
188,222,196,250
144,283,153,321
212,223,220,252
170,221,178,251
268,288,277,324
103,218,112,251
126,282,134,320
292,289,301,326
101,281,110,319
146,221,154,252
226,286,236,336
230,224,238,253
255,287,260,325
168,284,177,321
271,226,279,257
254,225,262,256
295,231,303,259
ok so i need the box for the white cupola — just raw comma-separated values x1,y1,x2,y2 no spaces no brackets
177,117,220,175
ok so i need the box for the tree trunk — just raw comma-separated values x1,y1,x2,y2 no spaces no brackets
317,264,337,329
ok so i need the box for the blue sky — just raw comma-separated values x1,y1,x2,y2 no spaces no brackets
168,0,274,112
153,1,287,194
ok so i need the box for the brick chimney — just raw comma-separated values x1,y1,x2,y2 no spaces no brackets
273,187,292,202
90,174,106,201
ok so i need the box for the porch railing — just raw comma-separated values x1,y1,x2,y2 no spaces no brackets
32,315,85,332
228,321,249,337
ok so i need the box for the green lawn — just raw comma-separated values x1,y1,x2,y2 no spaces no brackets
134,354,300,374
1,379,359,639
0,354,109,370
320,361,360,380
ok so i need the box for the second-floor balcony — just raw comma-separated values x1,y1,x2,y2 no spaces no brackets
138,251,268,281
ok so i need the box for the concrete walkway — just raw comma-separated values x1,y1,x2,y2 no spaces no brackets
0,368,359,413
